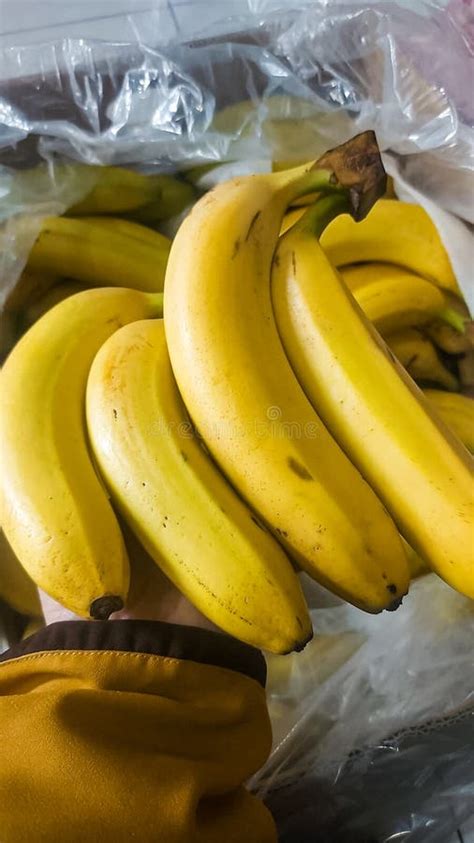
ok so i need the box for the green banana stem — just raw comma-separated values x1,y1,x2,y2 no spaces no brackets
281,167,346,206
147,292,164,317
440,306,469,335
289,192,352,240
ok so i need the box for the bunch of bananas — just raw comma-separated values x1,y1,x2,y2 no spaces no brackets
0,135,472,652
1,166,195,359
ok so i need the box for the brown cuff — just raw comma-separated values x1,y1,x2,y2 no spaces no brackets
0,620,267,687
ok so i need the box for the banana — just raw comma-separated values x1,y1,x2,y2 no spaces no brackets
165,134,410,613
2,272,59,360
271,195,473,598
322,200,461,294
282,200,460,294
27,216,171,293
0,287,163,619
3,270,57,313
86,319,311,653
387,328,459,391
130,177,195,225
68,165,194,218
426,292,473,354
22,280,85,328
340,263,466,336
427,320,474,354
0,529,42,617
82,216,169,247
404,542,429,580
459,351,474,389
423,390,474,453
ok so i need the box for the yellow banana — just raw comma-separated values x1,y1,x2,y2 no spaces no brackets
131,177,195,225
272,195,473,598
68,165,194,218
82,216,168,246
387,328,459,391
0,529,42,617
22,280,85,328
165,134,409,613
404,542,429,580
340,263,466,336
86,319,311,653
423,389,474,453
388,387,474,582
0,287,163,618
425,293,473,354
282,200,460,294
427,320,474,354
322,200,461,294
27,216,171,293
4,270,57,313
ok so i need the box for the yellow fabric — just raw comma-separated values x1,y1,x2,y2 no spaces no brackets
0,648,277,842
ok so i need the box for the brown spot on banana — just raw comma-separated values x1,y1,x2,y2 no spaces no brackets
287,457,313,481
245,210,261,241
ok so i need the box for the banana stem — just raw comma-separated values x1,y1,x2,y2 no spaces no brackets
440,306,468,335
147,292,164,317
280,131,386,221
282,132,387,220
288,193,352,241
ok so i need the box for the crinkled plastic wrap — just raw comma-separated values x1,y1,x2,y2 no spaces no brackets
0,1,473,839
257,574,474,841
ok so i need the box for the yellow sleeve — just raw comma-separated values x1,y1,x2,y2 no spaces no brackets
0,620,277,843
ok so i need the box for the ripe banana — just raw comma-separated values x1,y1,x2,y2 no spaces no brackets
0,529,42,617
86,319,311,653
68,165,195,218
423,389,474,453
459,351,474,389
272,195,473,598
322,200,461,294
425,291,473,354
0,287,163,618
22,280,85,328
4,270,57,313
131,176,195,225
340,263,466,337
404,542,429,580
27,216,171,293
282,199,460,294
427,320,474,354
387,328,459,391
165,134,410,613
85,216,171,247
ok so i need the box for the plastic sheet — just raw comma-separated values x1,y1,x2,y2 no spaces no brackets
0,1,473,839
256,574,474,840
1,0,473,304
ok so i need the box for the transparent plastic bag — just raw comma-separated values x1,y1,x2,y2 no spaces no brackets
1,0,473,304
0,1,473,838
255,574,474,839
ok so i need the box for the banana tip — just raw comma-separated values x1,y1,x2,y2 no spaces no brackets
90,595,124,620
293,628,314,654
385,594,404,612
